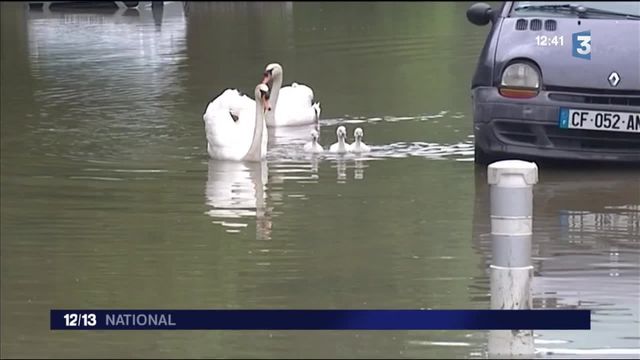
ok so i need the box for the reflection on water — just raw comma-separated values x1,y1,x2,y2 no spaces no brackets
24,1,188,164
531,173,639,358
1,1,639,358
355,159,365,180
473,168,640,358
335,157,347,183
205,160,271,240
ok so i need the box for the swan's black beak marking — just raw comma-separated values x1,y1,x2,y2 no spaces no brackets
263,91,271,112
261,93,271,113
262,69,273,85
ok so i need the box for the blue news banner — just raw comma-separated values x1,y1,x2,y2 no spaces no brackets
50,310,590,330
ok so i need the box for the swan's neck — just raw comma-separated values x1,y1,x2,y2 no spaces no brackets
267,72,283,124
244,99,265,161
338,136,346,150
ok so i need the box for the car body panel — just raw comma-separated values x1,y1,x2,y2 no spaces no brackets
494,18,640,91
468,1,640,164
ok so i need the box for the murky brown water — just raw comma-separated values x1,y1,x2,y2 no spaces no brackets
1,1,639,358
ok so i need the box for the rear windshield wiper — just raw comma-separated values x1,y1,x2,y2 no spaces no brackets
514,4,640,19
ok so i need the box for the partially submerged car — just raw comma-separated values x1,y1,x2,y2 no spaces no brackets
467,1,640,164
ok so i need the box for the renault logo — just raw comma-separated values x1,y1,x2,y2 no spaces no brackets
608,71,620,87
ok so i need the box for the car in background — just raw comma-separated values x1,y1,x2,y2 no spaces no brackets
466,1,640,164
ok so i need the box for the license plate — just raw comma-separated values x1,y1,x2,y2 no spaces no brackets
559,108,640,133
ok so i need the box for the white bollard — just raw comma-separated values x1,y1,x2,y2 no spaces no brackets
486,160,538,358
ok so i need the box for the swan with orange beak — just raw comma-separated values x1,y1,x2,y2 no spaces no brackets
203,83,271,162
261,63,321,127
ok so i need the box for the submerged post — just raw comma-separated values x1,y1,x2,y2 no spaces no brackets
487,160,538,358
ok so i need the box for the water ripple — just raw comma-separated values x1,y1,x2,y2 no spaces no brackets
268,141,474,163
319,111,457,127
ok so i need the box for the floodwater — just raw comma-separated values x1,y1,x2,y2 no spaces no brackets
1,1,638,358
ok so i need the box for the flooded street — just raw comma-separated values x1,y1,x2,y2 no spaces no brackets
1,1,638,358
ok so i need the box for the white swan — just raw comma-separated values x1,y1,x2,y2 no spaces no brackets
303,129,324,153
203,83,270,162
262,63,321,127
350,127,371,153
329,126,350,153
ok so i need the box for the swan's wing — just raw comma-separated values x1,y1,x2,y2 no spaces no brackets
203,104,237,150
206,88,255,117
208,89,238,108
216,89,255,116
268,82,316,126
275,102,319,125
290,82,315,100
279,83,314,105
229,93,255,117
276,82,320,125
203,90,256,152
